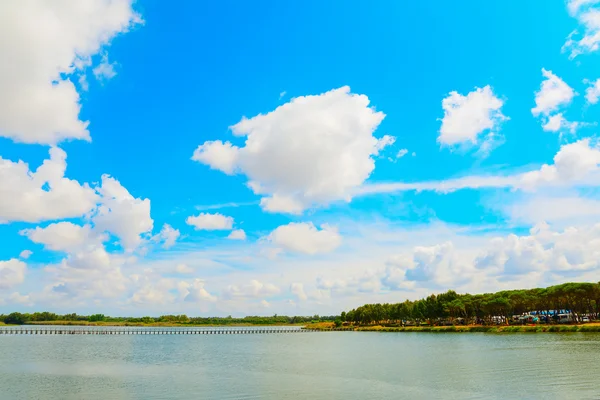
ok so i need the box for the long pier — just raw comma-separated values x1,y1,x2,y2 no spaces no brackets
0,327,318,335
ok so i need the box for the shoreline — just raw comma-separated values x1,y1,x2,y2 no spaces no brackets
305,322,600,333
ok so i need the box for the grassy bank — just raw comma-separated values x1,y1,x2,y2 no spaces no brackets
305,322,600,333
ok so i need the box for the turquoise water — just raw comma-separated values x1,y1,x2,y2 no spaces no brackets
0,329,599,399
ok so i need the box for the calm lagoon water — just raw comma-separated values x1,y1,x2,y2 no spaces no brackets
0,328,599,399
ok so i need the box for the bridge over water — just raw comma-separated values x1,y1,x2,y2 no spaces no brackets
0,326,320,335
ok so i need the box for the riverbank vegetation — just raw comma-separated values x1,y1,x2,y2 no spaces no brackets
0,312,338,326
342,282,600,326
304,321,600,333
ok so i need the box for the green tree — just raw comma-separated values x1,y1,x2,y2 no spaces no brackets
5,312,28,325
88,314,105,322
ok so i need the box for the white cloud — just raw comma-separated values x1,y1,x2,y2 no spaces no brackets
519,139,600,188
155,224,180,249
568,0,600,16
290,282,308,301
92,175,153,251
360,139,600,195
0,259,27,290
476,223,600,277
93,54,117,82
500,195,600,226
19,250,32,260
542,113,581,133
186,213,234,230
267,222,342,255
3,149,154,250
259,194,305,215
564,3,600,58
438,86,506,150
260,299,271,308
78,74,89,92
0,1,141,144
191,141,239,175
195,201,257,211
317,269,384,295
396,148,408,158
227,229,247,240
0,147,98,223
398,242,475,287
375,135,396,151
44,245,130,301
585,78,600,104
129,276,177,305
192,86,386,213
179,279,217,303
532,69,575,117
7,292,32,306
223,279,280,299
21,222,104,253
175,264,194,274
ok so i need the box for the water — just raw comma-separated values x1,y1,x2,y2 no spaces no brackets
0,328,598,399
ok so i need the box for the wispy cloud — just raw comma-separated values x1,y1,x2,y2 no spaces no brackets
195,201,258,211
359,139,600,196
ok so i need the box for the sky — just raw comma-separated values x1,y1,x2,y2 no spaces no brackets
2,1,600,317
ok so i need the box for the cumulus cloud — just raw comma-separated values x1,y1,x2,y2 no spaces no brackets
192,86,386,213
438,86,506,152
92,175,153,251
563,1,600,58
179,279,217,303
541,113,581,134
0,259,27,290
585,78,600,104
44,243,130,301
186,213,234,230
0,147,99,223
227,229,247,240
267,222,342,255
519,139,600,189
2,148,154,250
223,280,280,299
154,224,180,249
406,243,475,286
476,223,600,277
191,141,239,175
531,69,576,131
130,278,174,305
21,222,104,253
396,148,409,158
0,1,141,144
379,243,474,288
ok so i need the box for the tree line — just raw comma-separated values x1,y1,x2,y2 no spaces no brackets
0,311,338,326
342,282,600,326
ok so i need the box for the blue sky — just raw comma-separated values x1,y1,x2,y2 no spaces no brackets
2,1,600,316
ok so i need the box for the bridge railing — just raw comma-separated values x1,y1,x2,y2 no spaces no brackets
0,326,323,335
